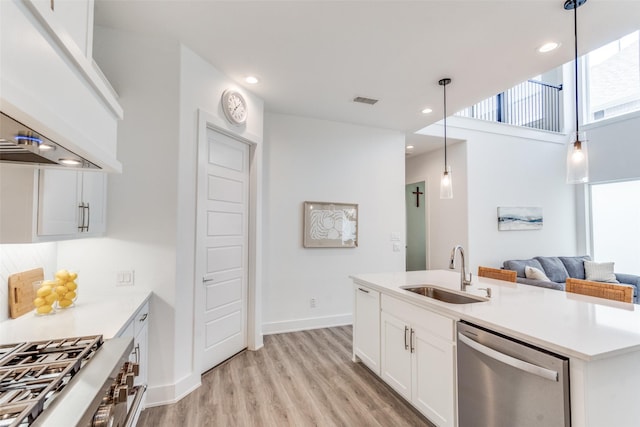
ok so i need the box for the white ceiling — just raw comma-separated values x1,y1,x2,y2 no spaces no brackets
94,1,640,156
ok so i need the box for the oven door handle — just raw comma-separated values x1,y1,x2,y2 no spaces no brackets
458,333,558,382
123,384,147,427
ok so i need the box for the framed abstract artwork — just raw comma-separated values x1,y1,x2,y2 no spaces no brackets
303,201,358,248
497,207,543,231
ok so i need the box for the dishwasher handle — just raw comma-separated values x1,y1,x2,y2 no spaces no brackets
458,333,558,382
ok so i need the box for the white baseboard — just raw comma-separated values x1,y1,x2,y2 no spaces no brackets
262,313,353,335
144,373,201,408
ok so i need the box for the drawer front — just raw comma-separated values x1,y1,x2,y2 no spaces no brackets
381,294,454,342
133,301,150,337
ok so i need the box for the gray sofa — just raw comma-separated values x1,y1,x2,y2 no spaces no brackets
503,255,640,303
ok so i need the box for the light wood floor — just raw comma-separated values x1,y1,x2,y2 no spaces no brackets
138,326,434,426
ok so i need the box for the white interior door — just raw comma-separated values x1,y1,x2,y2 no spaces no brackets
197,128,249,372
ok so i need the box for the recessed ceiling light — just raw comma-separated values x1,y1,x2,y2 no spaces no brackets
538,42,560,53
245,76,259,84
421,108,433,114
406,145,415,150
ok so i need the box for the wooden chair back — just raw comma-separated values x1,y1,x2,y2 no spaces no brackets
565,278,633,303
478,266,517,283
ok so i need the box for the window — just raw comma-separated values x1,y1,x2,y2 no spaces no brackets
585,31,640,123
590,180,640,275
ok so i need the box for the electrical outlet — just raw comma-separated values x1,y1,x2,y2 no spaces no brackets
116,270,135,286
393,243,401,252
310,297,317,308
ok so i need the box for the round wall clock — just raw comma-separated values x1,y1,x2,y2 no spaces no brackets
221,89,248,125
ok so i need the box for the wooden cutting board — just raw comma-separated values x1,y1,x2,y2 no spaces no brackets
8,268,44,318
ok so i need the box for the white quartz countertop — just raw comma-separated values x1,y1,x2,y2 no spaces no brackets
0,289,152,345
351,270,640,361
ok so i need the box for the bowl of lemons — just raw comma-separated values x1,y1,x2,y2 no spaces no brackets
33,280,58,315
53,269,78,309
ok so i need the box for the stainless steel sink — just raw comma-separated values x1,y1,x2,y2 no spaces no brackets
401,285,487,304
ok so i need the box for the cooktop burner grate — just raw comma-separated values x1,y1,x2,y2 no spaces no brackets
0,335,103,427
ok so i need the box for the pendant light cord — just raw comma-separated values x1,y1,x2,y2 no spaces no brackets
443,81,448,168
573,0,579,136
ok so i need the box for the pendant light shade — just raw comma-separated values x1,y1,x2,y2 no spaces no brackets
565,0,589,184
440,165,453,199
566,131,589,183
439,78,453,199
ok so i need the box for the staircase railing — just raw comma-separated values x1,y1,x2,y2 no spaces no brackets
456,80,563,132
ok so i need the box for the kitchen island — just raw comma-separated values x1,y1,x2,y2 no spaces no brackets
351,270,640,427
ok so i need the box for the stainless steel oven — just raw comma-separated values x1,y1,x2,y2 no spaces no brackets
0,335,146,427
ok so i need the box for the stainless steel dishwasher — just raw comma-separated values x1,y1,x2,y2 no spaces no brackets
457,321,570,427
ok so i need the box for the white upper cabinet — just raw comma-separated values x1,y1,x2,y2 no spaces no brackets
38,169,106,237
29,0,94,57
0,164,107,242
0,0,122,172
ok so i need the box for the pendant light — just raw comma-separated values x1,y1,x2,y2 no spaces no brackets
565,0,589,184
439,78,453,199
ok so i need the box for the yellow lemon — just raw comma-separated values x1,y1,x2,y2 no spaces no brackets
65,281,78,291
68,272,78,281
55,269,70,282
44,292,58,305
37,285,52,298
55,285,68,296
42,279,57,287
33,297,45,307
37,305,53,314
58,299,73,308
66,291,77,300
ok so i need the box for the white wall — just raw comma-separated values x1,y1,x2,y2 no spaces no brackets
59,29,265,406
262,113,405,333
406,142,468,270
407,117,577,272
59,26,181,404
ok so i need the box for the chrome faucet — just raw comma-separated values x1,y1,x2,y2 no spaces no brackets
450,245,472,291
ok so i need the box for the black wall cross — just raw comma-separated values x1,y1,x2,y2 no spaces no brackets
412,186,423,207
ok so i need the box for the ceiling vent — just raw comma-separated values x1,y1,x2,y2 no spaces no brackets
353,96,379,105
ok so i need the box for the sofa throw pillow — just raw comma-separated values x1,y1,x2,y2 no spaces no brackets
559,255,591,280
503,259,544,279
584,261,619,283
534,256,569,283
525,266,551,281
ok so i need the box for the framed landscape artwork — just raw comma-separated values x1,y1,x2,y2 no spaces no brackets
303,201,358,248
497,207,543,231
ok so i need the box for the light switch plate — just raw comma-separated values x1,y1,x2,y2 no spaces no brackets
391,232,401,241
116,270,135,286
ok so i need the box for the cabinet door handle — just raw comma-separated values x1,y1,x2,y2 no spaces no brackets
139,313,148,322
410,328,415,353
132,343,140,364
78,203,85,231
358,287,369,294
404,326,409,350
84,203,90,232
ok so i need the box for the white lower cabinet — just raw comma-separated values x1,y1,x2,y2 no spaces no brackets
118,301,149,411
379,294,456,427
353,284,380,375
380,311,412,399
